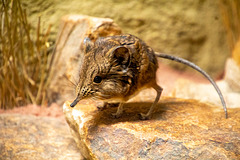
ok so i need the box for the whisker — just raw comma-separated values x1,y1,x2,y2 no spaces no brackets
61,83,76,87
71,76,78,86
63,74,77,87
90,97,98,101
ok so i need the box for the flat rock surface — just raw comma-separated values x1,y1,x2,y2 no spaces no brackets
0,114,83,160
63,98,240,160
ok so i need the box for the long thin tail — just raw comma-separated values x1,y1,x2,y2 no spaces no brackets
155,52,228,118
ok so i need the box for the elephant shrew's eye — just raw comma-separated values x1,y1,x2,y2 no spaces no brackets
93,76,102,83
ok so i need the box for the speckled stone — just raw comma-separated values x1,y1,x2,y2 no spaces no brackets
0,114,83,160
63,98,240,160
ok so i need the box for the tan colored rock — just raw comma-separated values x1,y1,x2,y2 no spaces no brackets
48,15,122,105
63,99,240,159
22,0,230,77
232,39,240,67
0,114,83,160
224,58,240,93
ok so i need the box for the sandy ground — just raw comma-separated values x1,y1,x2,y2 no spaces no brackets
0,63,216,119
0,103,65,121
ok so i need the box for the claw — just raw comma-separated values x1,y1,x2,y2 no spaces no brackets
111,113,121,119
138,113,150,120
97,105,107,111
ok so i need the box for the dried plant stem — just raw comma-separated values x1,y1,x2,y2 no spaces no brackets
0,0,54,109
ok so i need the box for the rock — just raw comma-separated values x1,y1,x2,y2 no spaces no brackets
171,58,240,108
232,39,240,66
0,114,83,160
48,15,122,105
22,0,230,76
63,99,240,159
225,58,240,93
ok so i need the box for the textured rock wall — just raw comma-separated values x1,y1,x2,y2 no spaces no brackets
22,0,230,77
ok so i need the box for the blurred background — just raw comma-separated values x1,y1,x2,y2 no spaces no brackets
0,0,239,109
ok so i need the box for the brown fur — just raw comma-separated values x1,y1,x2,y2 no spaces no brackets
70,34,227,119
76,34,158,102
